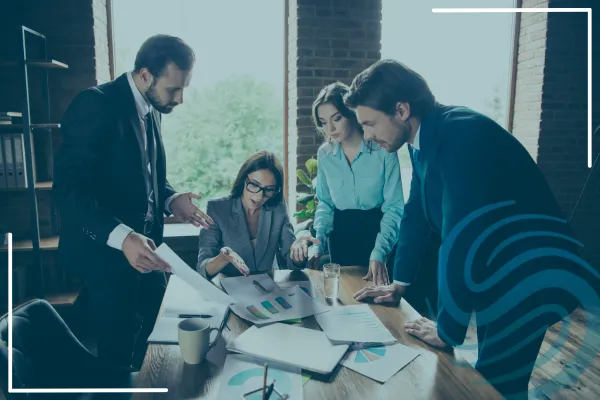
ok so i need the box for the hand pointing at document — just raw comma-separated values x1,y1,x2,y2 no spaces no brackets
170,192,215,228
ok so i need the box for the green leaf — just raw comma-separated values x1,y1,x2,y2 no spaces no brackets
305,158,317,176
306,200,315,211
294,209,311,219
312,177,317,190
297,192,314,204
297,169,312,187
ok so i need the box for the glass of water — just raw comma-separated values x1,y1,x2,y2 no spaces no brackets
323,263,341,301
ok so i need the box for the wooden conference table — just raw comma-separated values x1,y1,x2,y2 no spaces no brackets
135,267,502,399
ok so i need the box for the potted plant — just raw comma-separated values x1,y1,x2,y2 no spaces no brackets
294,157,318,238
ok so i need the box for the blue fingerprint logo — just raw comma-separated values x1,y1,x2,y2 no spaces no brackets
437,200,600,397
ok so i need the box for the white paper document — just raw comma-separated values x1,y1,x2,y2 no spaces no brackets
227,323,349,375
314,304,397,345
217,353,302,400
147,317,184,344
148,275,228,344
161,275,228,319
276,280,314,298
156,243,234,305
220,273,279,302
341,343,421,383
230,285,328,325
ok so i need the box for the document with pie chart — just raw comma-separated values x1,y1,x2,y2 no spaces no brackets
217,353,302,400
340,342,421,383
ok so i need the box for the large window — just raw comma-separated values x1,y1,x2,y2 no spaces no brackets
112,0,285,209
382,0,516,197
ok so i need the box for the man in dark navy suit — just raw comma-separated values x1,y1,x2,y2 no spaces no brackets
349,59,598,398
54,35,214,370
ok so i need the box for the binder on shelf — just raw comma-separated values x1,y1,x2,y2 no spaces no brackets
3,135,16,188
12,134,27,188
0,137,5,188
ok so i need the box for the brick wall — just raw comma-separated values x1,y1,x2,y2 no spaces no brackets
287,0,382,213
512,0,600,267
511,0,549,159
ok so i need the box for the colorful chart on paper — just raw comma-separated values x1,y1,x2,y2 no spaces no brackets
354,345,387,363
275,296,292,309
261,300,280,314
227,366,293,399
246,305,270,319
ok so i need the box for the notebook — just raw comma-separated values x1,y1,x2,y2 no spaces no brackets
227,323,349,375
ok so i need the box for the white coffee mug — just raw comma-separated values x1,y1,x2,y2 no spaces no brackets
177,318,220,365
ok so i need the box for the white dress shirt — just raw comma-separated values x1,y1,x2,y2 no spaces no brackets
392,124,421,288
106,72,179,250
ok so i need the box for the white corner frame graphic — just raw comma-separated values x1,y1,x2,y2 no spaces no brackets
432,7,593,168
7,233,168,394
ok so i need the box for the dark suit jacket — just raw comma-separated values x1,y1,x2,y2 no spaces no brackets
394,103,587,345
53,73,176,277
197,196,304,279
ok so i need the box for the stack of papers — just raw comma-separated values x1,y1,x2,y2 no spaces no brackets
148,244,421,385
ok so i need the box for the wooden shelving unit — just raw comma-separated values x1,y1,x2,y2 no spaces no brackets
0,26,77,306
1,236,59,252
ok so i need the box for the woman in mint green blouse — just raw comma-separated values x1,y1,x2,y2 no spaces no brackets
307,82,405,285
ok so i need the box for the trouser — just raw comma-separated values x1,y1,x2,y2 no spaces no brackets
328,207,396,279
87,262,167,370
473,287,578,399
475,322,546,399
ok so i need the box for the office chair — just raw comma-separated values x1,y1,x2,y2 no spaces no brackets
0,299,136,399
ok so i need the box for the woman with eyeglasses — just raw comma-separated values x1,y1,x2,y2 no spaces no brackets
196,150,319,279
308,82,405,285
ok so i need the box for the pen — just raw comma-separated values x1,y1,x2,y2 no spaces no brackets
219,305,232,332
265,379,275,400
262,363,268,399
178,314,212,318
253,279,269,294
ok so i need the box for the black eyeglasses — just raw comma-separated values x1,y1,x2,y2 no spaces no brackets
245,180,280,198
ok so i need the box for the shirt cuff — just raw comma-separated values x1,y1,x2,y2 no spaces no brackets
393,280,412,286
107,224,134,251
369,250,386,264
164,193,181,214
315,232,327,255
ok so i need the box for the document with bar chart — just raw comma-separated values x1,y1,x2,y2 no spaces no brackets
314,304,397,345
340,342,421,383
230,285,329,325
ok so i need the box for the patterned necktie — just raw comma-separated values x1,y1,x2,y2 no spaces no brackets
145,112,156,216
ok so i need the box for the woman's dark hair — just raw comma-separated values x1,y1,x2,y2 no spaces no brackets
312,82,363,141
344,59,436,118
231,151,284,207
134,34,195,78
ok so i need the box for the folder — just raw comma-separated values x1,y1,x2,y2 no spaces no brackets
0,137,5,189
12,134,26,188
3,135,15,189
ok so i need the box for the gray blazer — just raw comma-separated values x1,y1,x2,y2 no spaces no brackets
196,195,303,278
